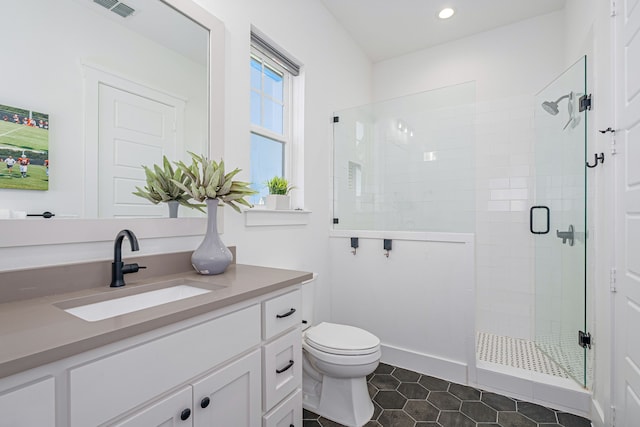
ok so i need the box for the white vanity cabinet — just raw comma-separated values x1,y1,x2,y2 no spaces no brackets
0,376,56,427
0,283,305,427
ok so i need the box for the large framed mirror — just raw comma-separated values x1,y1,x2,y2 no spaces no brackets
0,0,224,246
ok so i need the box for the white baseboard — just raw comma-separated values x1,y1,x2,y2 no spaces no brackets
380,344,468,385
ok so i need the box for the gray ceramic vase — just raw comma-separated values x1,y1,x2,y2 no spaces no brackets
168,200,179,218
191,198,232,275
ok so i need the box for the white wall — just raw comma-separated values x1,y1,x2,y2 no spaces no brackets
329,234,475,385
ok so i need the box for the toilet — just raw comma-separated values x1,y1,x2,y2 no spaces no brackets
301,276,381,427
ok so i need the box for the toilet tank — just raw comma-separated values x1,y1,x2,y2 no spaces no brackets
301,273,317,330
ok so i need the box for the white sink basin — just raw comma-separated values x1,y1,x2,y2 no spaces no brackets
63,284,212,322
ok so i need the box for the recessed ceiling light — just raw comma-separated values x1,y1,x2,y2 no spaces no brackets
438,7,455,19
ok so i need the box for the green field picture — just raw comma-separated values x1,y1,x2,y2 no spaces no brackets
0,104,49,191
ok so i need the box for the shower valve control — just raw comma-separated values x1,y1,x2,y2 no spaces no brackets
556,225,575,246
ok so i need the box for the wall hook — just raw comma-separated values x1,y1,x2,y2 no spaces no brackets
383,239,392,258
350,237,359,255
599,127,615,134
586,153,605,168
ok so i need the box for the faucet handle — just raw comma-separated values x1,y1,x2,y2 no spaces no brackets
122,263,147,274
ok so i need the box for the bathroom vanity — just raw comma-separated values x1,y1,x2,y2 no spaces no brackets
0,252,311,426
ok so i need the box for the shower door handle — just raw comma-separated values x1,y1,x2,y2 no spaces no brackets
556,225,575,246
530,206,550,234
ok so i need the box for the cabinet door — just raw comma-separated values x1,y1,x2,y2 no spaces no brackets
0,377,55,427
111,386,193,427
192,349,261,427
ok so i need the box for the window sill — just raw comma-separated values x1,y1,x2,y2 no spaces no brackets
244,209,311,227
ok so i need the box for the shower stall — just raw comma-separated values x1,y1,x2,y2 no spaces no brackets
331,57,589,398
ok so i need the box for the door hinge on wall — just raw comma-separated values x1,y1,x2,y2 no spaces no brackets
610,268,617,292
610,405,616,427
579,331,592,349
579,94,592,112
610,0,617,17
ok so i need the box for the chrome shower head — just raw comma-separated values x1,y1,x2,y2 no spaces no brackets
541,93,571,116
541,101,559,115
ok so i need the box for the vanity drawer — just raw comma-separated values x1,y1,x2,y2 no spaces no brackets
263,389,302,427
69,304,261,427
263,289,301,340
262,328,302,411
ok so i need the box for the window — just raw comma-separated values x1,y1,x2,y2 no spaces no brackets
249,31,300,206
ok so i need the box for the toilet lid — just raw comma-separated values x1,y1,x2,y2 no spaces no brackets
305,322,380,356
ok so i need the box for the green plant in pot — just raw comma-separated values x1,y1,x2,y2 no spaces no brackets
132,155,205,218
172,152,257,275
265,176,295,210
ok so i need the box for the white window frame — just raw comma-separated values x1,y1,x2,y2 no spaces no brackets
250,46,300,207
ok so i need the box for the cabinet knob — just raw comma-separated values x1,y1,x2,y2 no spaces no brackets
200,396,211,408
180,408,191,421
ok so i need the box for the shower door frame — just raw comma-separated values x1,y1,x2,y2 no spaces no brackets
532,55,588,388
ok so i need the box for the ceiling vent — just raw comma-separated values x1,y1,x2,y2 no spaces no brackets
93,0,135,18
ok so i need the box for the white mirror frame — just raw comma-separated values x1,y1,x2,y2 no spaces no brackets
0,0,225,248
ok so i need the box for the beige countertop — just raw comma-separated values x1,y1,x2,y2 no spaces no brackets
0,264,313,379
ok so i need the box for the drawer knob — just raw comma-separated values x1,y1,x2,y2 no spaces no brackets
276,360,295,374
276,308,296,319
200,396,210,408
180,408,191,421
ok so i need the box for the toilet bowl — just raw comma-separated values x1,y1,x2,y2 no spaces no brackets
301,321,381,427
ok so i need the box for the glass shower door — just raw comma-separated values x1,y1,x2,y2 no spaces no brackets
533,56,587,386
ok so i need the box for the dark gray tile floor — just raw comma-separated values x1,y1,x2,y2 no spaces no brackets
303,363,591,427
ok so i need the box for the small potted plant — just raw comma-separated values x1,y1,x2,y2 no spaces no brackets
132,155,205,217
265,176,295,210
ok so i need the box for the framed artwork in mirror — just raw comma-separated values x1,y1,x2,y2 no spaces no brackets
0,103,49,191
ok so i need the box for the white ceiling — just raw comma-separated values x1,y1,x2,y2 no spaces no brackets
320,0,566,62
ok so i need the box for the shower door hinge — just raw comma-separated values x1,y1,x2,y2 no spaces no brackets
579,94,592,112
610,268,617,292
610,405,616,427
578,331,592,349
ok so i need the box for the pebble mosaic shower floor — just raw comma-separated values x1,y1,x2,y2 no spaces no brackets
303,362,591,427
476,332,570,378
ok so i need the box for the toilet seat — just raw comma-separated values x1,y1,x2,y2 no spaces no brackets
304,322,380,356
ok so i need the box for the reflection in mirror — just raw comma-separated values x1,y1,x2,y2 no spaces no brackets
1,0,210,218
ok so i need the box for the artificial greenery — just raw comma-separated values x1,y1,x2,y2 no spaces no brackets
266,176,295,195
132,155,205,212
172,152,258,213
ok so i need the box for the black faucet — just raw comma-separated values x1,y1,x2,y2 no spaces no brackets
110,229,146,287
